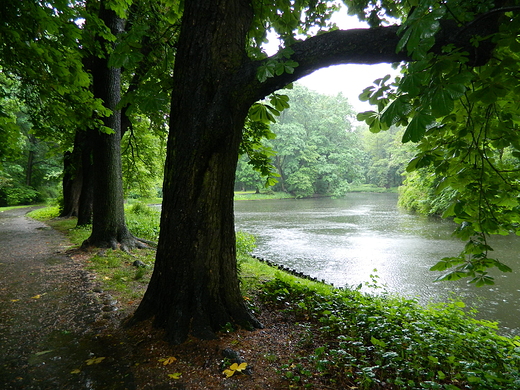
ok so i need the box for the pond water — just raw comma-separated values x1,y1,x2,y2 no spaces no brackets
234,193,520,336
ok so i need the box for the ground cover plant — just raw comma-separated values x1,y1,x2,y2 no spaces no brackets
261,276,520,389
25,205,520,389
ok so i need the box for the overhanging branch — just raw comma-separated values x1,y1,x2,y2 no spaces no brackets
245,5,514,102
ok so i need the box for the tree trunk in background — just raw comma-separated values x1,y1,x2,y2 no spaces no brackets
76,129,94,226
60,149,82,218
25,135,36,187
81,2,143,249
61,130,90,221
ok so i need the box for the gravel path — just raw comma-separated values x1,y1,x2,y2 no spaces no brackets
0,208,135,389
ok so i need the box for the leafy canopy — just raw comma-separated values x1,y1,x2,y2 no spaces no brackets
357,1,520,284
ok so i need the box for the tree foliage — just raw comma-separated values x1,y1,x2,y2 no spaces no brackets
265,85,365,197
357,1,520,284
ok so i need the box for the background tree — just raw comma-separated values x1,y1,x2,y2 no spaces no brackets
268,85,365,197
78,0,174,238
0,0,172,232
361,125,415,188
236,86,416,195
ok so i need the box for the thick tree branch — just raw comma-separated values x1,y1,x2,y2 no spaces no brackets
244,6,511,102
245,26,405,101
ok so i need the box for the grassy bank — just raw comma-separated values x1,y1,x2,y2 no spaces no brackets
27,205,520,389
234,187,396,200
348,184,399,193
234,191,294,200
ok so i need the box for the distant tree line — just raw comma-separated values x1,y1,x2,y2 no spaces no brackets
235,84,416,197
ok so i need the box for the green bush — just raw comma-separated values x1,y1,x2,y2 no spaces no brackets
1,184,42,206
236,231,256,259
27,206,60,221
261,278,520,390
125,202,160,241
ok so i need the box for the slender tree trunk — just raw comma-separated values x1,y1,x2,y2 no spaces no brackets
61,150,80,218
81,2,143,249
25,135,36,187
77,129,94,226
131,0,262,343
61,130,91,220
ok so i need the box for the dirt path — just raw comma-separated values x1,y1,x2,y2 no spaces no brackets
0,208,135,389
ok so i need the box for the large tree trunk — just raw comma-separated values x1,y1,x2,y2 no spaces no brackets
132,0,262,343
81,2,143,250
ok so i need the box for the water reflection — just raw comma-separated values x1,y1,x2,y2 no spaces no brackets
234,193,520,336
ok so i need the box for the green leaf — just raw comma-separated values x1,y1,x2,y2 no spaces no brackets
434,271,468,282
400,72,427,95
495,261,512,273
249,103,277,124
380,96,411,126
430,256,463,271
371,336,386,348
269,94,290,111
357,111,389,133
431,89,454,117
257,62,276,82
402,111,435,143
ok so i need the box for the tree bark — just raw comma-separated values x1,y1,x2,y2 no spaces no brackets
76,129,94,226
25,135,36,187
60,130,93,222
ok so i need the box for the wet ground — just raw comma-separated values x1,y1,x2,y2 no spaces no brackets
0,208,332,390
0,208,135,389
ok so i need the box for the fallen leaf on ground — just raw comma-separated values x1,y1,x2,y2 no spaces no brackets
159,356,177,365
35,350,53,356
168,373,182,379
223,362,248,378
86,356,106,365
70,369,81,374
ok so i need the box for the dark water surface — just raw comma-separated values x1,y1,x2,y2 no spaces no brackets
234,193,520,336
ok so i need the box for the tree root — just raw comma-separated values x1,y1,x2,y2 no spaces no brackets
81,234,157,252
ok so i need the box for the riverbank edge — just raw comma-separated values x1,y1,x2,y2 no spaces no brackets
24,205,520,389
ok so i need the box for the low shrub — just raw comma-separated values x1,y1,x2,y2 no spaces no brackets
27,206,60,221
1,184,42,206
261,278,520,390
